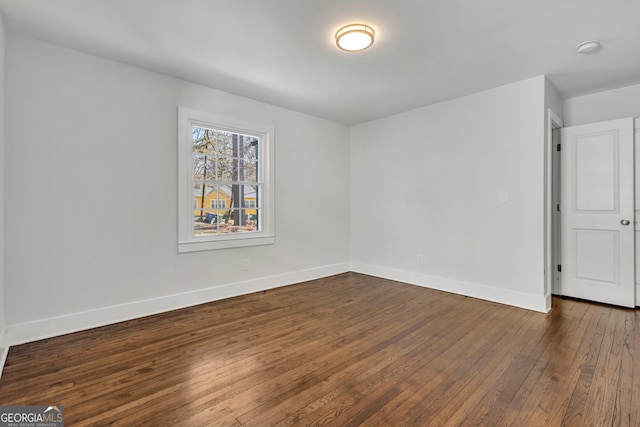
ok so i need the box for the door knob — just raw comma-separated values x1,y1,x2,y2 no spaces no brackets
621,219,631,226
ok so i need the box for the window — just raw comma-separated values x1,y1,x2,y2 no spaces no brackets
178,107,275,252
210,199,227,209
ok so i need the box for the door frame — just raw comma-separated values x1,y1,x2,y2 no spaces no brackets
545,109,563,305
636,119,640,306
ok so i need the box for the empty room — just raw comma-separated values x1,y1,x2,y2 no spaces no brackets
0,0,639,425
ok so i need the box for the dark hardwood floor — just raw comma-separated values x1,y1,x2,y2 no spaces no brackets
0,272,638,426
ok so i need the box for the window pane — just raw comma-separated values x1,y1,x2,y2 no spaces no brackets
242,138,259,161
247,208,260,226
193,127,234,156
241,209,258,232
227,134,242,159
242,185,257,207
242,160,258,182
192,127,209,153
193,154,214,181
194,210,223,236
217,158,236,182
213,209,259,234
221,210,241,233
192,128,215,156
193,185,217,217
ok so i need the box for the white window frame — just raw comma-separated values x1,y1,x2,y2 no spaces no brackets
178,107,275,252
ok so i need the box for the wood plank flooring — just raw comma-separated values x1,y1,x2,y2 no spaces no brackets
0,272,638,426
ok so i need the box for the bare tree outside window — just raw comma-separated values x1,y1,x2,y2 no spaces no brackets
192,126,260,236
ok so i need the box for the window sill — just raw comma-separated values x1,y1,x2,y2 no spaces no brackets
178,235,275,253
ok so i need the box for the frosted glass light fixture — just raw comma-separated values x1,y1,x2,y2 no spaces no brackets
335,24,375,52
576,40,600,54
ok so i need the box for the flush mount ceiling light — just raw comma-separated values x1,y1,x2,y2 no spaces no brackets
576,40,601,54
335,24,375,52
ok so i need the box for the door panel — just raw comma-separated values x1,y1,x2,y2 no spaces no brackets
561,118,635,307
574,229,618,283
575,134,617,211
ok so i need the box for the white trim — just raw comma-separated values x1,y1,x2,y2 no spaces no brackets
3,263,554,349
178,234,275,252
6,263,349,346
545,108,563,308
350,262,549,313
636,119,640,307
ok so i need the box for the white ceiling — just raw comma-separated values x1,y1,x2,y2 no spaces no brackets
1,0,639,125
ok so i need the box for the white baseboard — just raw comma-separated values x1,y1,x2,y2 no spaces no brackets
7,263,350,346
4,261,551,348
350,262,549,313
636,284,640,307
544,293,552,312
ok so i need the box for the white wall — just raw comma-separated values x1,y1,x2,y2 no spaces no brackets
5,34,350,344
350,76,548,312
0,13,7,372
545,78,563,122
563,83,640,126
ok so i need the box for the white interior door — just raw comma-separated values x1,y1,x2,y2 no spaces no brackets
561,118,635,307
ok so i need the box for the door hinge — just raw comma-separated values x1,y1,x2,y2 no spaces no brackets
557,264,562,272
556,143,561,152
